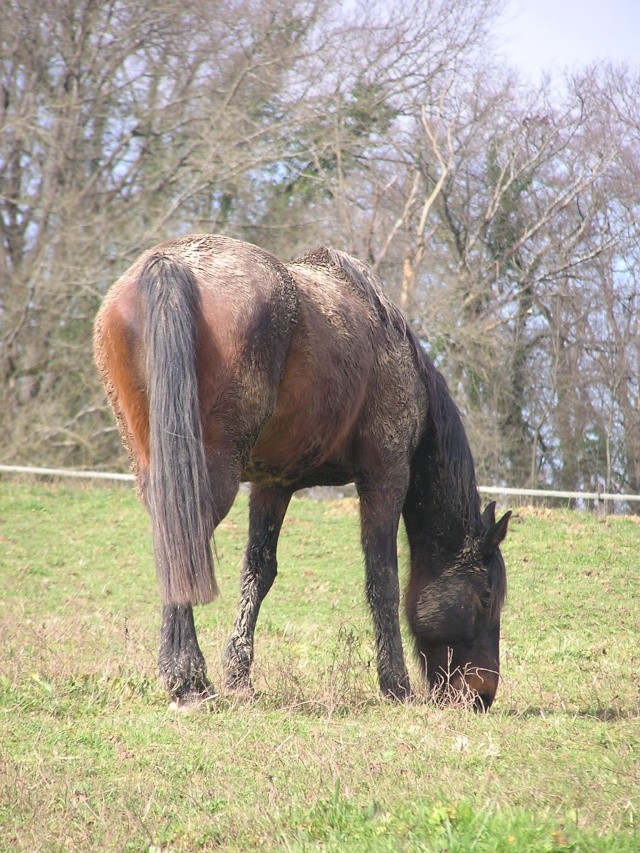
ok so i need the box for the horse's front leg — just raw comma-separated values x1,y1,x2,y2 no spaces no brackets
359,483,411,701
158,604,214,708
224,484,292,695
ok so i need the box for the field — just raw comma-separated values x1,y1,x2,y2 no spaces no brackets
0,480,638,851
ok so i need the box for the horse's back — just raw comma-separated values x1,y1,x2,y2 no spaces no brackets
246,249,427,488
94,235,298,477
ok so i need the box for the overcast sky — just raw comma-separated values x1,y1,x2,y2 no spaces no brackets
496,0,640,80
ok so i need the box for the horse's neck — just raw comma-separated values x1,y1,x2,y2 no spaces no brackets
404,418,480,565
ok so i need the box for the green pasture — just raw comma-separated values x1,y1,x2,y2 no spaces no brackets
0,480,638,851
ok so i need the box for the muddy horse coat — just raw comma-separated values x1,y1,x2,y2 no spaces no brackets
94,235,510,709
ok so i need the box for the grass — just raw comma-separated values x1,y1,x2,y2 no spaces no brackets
0,480,638,851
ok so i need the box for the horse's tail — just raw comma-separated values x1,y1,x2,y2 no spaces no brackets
139,253,217,606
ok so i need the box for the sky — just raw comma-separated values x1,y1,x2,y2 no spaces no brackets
496,0,640,81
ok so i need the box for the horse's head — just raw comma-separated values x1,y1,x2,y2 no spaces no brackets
407,502,511,711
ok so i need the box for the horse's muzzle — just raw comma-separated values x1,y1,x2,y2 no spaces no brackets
429,667,499,711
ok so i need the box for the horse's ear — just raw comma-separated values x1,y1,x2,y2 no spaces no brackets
481,510,512,556
481,501,497,527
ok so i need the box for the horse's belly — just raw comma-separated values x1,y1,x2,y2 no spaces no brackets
245,395,360,486
243,454,353,489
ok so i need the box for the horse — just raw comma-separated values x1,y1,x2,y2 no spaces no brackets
94,234,510,711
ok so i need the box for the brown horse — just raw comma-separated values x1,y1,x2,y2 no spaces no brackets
94,234,510,710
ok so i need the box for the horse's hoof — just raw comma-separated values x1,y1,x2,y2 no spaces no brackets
224,679,255,702
169,685,218,713
381,682,414,703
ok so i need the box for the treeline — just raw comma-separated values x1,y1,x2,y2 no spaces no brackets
1,0,639,496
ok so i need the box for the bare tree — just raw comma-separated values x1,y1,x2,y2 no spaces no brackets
0,0,400,465
357,60,638,490
2,0,639,501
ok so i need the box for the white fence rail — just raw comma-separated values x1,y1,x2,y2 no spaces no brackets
1,464,640,505
0,464,134,482
478,485,640,503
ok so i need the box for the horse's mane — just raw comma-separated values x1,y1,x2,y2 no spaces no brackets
420,365,507,616
423,365,481,522
418,362,507,617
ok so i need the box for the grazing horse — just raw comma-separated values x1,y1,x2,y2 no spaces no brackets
94,234,510,710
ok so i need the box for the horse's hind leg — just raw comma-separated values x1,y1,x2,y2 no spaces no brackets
157,451,240,707
224,483,292,695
